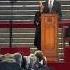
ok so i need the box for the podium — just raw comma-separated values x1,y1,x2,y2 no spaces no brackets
41,14,59,63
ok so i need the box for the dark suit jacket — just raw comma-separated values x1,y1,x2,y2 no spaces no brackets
34,11,41,50
43,1,62,17
34,1,62,50
64,27,70,38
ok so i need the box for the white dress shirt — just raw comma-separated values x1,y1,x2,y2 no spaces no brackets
48,0,54,10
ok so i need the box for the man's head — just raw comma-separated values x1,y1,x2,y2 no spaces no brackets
34,50,44,61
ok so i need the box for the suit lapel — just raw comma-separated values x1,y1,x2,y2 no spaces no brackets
47,0,55,12
52,1,56,10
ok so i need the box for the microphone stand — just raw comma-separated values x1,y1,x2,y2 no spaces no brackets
9,0,16,48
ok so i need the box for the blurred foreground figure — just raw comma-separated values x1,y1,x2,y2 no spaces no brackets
33,50,50,70
27,51,52,70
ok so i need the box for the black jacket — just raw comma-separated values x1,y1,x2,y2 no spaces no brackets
43,1,62,17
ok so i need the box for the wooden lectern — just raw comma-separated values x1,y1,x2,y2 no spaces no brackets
41,14,59,63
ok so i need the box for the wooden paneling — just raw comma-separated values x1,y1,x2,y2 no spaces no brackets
41,14,58,62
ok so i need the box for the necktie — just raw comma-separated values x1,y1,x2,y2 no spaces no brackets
49,0,52,12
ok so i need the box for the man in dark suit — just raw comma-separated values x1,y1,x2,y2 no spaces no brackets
43,0,62,17
34,0,62,50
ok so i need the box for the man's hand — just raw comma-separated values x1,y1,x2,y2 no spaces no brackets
39,1,44,12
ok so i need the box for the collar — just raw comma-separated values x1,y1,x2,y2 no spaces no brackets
48,0,54,5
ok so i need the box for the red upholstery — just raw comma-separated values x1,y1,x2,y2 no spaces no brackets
64,47,70,62
48,63,70,70
0,47,30,56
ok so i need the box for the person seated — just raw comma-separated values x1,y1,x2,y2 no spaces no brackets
21,56,27,70
1,53,16,62
13,53,27,69
0,53,22,67
34,50,47,65
26,53,37,70
33,50,50,70
13,52,22,67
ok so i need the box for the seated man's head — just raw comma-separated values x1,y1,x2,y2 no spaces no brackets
34,50,44,61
